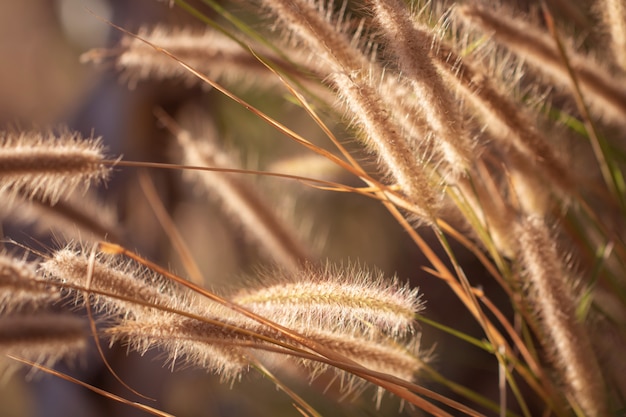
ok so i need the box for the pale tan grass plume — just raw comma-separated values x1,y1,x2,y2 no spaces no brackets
0,314,87,371
172,113,312,270
232,263,422,338
368,0,474,176
255,0,440,219
41,246,264,380
0,189,122,243
40,246,175,317
82,25,320,91
430,36,573,196
456,4,626,124
0,128,112,204
516,216,607,417
304,328,422,385
0,253,59,313
106,315,257,380
597,0,626,72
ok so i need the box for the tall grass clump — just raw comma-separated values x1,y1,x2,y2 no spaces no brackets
1,0,626,416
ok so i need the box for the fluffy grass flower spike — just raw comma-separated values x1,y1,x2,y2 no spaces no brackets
0,128,112,204
0,314,87,372
233,263,422,338
0,253,59,313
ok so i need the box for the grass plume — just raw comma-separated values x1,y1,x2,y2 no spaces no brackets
0,127,111,204
256,0,440,219
233,263,422,338
368,0,473,175
0,253,59,313
0,314,87,371
82,25,318,91
456,4,626,124
168,111,312,271
40,246,176,317
516,216,606,417
597,0,626,71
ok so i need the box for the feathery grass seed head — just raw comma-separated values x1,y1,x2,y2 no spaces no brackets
41,246,262,382
0,128,112,204
259,0,440,219
175,122,311,270
40,246,175,317
516,216,607,416
84,25,300,91
304,328,423,384
596,0,626,72
431,37,574,196
0,314,87,371
233,263,423,338
369,0,474,176
0,189,121,243
456,4,626,124
0,253,59,313
106,316,255,380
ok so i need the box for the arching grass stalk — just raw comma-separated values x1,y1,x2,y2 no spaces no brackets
98,242,482,416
